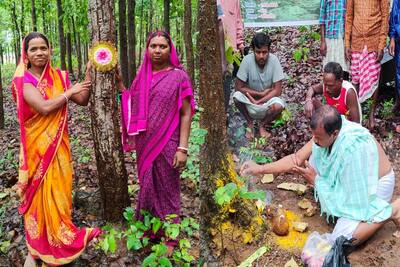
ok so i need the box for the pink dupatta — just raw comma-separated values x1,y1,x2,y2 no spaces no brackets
121,32,184,152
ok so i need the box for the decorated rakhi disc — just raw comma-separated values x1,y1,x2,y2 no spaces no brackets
89,42,118,72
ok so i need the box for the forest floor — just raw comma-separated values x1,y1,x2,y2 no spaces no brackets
1,26,400,266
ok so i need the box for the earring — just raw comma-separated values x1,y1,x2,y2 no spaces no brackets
24,58,28,69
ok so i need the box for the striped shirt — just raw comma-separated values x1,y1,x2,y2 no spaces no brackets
319,0,347,39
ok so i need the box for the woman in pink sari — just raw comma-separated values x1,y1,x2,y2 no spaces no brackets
118,31,195,249
12,32,100,266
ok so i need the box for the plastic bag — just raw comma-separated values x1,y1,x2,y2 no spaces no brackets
321,235,355,267
301,231,333,267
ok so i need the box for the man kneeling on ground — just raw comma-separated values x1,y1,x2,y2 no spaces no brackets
233,32,286,139
242,105,400,244
305,62,362,123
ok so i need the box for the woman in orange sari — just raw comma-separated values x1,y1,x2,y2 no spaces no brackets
12,32,100,266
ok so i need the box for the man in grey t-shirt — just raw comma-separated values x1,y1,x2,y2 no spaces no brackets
233,32,286,138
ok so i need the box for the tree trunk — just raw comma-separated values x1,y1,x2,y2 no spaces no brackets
56,0,67,70
66,32,74,79
31,0,37,31
118,0,129,87
41,0,46,32
183,0,195,83
88,0,129,222
20,0,25,36
127,0,136,84
72,17,82,78
11,2,21,65
198,0,230,264
0,64,4,129
148,0,153,35
163,0,170,33
137,0,144,67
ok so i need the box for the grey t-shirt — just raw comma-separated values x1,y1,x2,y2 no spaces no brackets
236,53,285,92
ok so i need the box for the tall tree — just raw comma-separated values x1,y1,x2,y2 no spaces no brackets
163,0,170,33
88,0,129,221
183,0,195,84
41,0,46,32
66,32,74,78
127,0,136,84
10,1,21,65
20,0,25,35
137,0,144,67
31,0,37,31
118,0,129,87
72,17,82,78
56,0,67,70
0,63,4,129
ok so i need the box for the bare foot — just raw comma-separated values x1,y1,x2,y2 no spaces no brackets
259,126,271,139
391,199,400,235
366,116,375,129
24,253,37,267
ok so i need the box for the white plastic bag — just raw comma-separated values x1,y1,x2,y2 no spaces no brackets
301,231,333,267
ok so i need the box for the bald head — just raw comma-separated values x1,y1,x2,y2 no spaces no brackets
310,105,342,135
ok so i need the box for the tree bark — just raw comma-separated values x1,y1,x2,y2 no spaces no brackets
11,2,21,65
198,0,230,264
163,0,170,33
20,0,25,36
118,0,129,87
0,64,4,129
31,0,37,31
88,0,129,222
148,0,153,35
183,0,195,83
137,0,144,67
41,0,46,32
56,0,67,70
66,32,74,79
127,0,136,84
72,17,82,78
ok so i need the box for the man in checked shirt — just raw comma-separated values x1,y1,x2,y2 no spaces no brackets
345,0,390,128
319,0,350,80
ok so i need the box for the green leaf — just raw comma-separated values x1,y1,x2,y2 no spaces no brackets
159,257,172,267
108,235,116,253
214,183,238,205
142,254,157,267
293,49,303,62
127,236,142,251
151,217,162,234
239,189,266,201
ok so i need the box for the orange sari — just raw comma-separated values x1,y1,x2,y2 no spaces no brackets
12,43,100,266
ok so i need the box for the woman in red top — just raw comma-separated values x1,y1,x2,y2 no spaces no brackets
305,62,361,123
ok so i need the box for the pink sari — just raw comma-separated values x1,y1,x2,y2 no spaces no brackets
121,33,195,220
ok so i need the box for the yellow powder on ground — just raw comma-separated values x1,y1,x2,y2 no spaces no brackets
273,210,309,250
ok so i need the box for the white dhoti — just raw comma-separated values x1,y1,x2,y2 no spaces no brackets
233,91,286,120
329,169,395,243
323,35,349,72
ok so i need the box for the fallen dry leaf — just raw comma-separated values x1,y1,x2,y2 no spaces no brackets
292,222,308,232
305,206,317,217
284,257,299,267
297,198,313,210
277,182,307,195
261,173,274,184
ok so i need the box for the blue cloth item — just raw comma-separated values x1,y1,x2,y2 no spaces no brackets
389,0,400,38
319,0,347,39
313,117,392,223
390,1,400,95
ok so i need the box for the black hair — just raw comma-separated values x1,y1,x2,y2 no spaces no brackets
24,32,50,54
147,30,172,48
310,105,342,135
251,32,272,50
323,62,343,80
